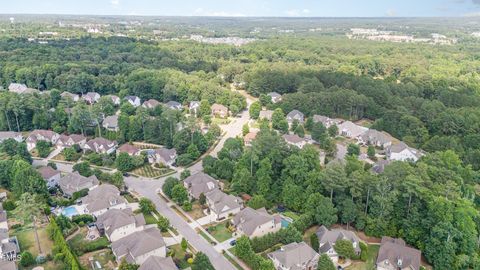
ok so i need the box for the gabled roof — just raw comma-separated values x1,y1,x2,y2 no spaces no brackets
286,110,304,121
154,148,177,163
189,101,200,108
282,134,305,145
232,207,278,237
59,172,99,196
166,101,182,109
211,103,228,112
27,129,58,142
125,95,140,102
316,225,361,253
102,115,119,128
0,131,22,141
183,172,219,199
139,256,177,270
118,144,141,155
268,242,318,269
360,129,393,145
83,184,127,213
96,208,145,238
84,137,117,153
143,99,161,108
338,121,368,138
267,92,281,98
205,189,241,215
259,110,274,120
37,166,60,180
377,237,421,270
111,227,165,263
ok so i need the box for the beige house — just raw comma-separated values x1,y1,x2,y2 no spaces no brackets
56,134,87,149
282,134,307,149
316,226,361,264
117,144,141,156
232,207,281,238
139,256,177,270
83,137,118,154
95,208,146,242
183,172,219,200
211,103,229,118
205,189,242,220
268,242,319,270
26,129,60,151
376,237,421,270
111,227,166,265
82,184,128,217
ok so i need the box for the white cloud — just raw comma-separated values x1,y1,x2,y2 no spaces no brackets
285,9,311,17
111,0,120,5
385,9,397,17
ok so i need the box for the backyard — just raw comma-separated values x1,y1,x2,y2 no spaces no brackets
131,164,173,178
346,244,380,270
79,249,116,270
204,221,233,242
168,244,192,269
67,227,110,256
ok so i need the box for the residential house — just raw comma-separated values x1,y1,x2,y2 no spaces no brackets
58,172,99,198
102,115,119,132
117,144,141,156
211,103,228,118
259,110,274,121
82,184,128,217
0,232,20,262
108,95,121,105
26,130,60,151
268,242,319,270
386,142,424,162
139,256,177,270
0,260,17,270
37,166,61,189
183,172,219,199
286,110,304,125
95,208,146,242
142,99,161,109
283,134,307,149
316,225,361,264
376,237,421,270
149,148,177,167
60,92,80,102
0,132,23,143
232,207,282,238
83,92,101,104
205,189,242,220
125,96,141,107
337,121,368,138
244,132,257,147
165,101,183,110
359,129,393,148
8,83,38,95
267,92,282,103
312,115,341,128
56,134,87,149
189,101,200,116
111,227,166,265
83,138,118,154
371,159,391,174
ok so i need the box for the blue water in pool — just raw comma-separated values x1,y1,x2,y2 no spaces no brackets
62,206,78,218
281,218,291,228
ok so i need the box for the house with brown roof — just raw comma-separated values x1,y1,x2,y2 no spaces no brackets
37,166,61,189
142,99,161,109
83,138,118,154
139,256,177,270
268,242,319,270
111,227,166,265
117,144,141,156
205,189,242,220
211,103,229,118
26,130,60,151
376,237,421,270
283,134,307,149
82,184,128,217
183,172,219,199
232,207,282,238
58,172,99,198
95,208,146,241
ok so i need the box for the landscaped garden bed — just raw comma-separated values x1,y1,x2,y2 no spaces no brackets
131,165,173,178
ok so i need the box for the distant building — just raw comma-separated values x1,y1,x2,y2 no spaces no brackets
56,134,87,149
108,95,121,105
386,142,424,162
286,110,304,125
376,237,421,270
312,115,341,128
26,130,60,151
125,96,141,107
83,92,101,104
0,132,23,143
232,207,281,238
189,101,201,116
165,101,183,110
117,144,141,156
8,83,38,95
259,110,274,121
61,92,80,102
211,103,229,118
358,129,393,148
83,138,118,154
283,134,307,149
337,121,368,138
102,115,119,132
316,225,361,264
142,99,161,109
267,92,282,103
268,242,319,270
244,132,257,147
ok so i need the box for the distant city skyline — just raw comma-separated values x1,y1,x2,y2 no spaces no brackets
3,0,480,17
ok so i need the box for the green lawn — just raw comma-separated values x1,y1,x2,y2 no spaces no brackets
79,249,116,270
123,193,138,203
144,213,158,225
169,244,191,269
205,221,233,242
346,244,380,270
67,228,110,256
13,227,54,257
131,165,173,178
283,211,300,221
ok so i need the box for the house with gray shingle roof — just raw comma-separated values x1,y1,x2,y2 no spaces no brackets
359,129,393,148
286,110,304,125
111,227,166,265
150,148,177,167
142,99,161,109
83,137,118,154
211,103,228,118
102,115,119,131
125,96,141,107
0,132,23,143
267,92,282,103
183,172,219,199
386,142,424,162
83,92,101,104
117,144,141,156
165,101,182,110
283,134,307,149
205,189,242,220
26,130,60,151
82,184,128,217
376,237,421,270
338,121,368,139
232,207,281,238
316,225,361,264
139,256,177,270
268,242,319,270
37,166,61,189
312,115,342,128
56,134,87,149
95,208,146,242
107,95,121,105
58,172,99,198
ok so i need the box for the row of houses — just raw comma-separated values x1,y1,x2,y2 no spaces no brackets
0,200,20,270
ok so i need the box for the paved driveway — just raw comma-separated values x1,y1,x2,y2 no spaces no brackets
125,176,237,270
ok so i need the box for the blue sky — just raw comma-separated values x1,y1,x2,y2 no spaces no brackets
3,0,480,17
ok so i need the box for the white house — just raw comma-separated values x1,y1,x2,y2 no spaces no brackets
0,132,23,143
26,130,60,151
205,189,242,220
83,138,118,154
337,121,368,138
282,134,307,149
125,96,141,107
316,226,361,264
267,92,282,103
358,129,393,148
189,101,200,116
386,142,424,162
286,110,304,125
232,207,282,238
83,92,101,104
56,134,87,149
165,101,183,110
111,227,166,265
108,95,121,105
95,208,146,242
37,166,61,189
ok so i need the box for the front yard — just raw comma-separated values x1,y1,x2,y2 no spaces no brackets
168,244,192,269
186,201,206,220
204,221,233,242
131,164,173,178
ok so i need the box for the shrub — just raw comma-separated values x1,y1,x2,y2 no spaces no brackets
71,214,94,224
360,242,368,261
182,201,192,211
2,200,16,211
20,251,35,267
250,226,303,253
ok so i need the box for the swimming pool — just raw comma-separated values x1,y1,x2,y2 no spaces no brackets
62,206,79,218
281,217,292,228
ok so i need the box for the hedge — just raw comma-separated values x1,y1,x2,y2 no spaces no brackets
48,217,82,270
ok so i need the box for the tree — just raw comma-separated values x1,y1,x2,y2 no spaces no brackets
11,160,48,197
115,152,135,172
139,198,155,214
192,252,215,270
63,147,78,161
367,145,376,159
36,140,52,158
14,193,43,225
311,122,327,142
272,108,288,132
157,215,170,232
248,195,268,210
294,124,305,138
20,251,35,267
163,177,179,198
242,123,250,136
310,233,319,252
328,125,338,137
181,237,188,251
73,162,93,177
334,239,356,259
199,193,206,206
347,143,360,156
339,198,357,230
171,185,188,205
309,193,338,227
118,258,139,270
249,101,261,119
317,254,336,270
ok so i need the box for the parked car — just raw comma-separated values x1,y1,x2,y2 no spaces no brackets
229,240,237,246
